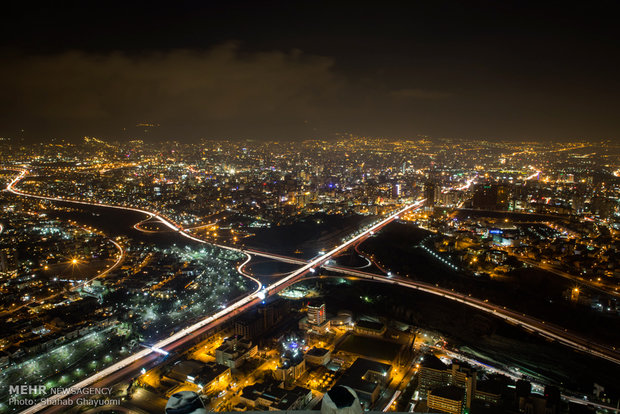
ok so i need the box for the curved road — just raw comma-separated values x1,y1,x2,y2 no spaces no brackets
0,237,125,317
239,250,620,365
6,167,619,413
4,168,423,413
518,256,620,298
319,266,620,365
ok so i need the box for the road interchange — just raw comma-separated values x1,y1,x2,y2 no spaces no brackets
3,167,620,413
4,168,423,413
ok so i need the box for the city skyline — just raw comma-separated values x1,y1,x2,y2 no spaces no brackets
1,3,620,414
1,136,619,413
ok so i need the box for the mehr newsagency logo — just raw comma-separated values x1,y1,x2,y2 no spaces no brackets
8,385,119,408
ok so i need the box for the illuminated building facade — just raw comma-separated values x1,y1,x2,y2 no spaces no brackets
424,182,436,209
215,335,258,368
275,337,307,383
307,301,326,325
427,385,465,414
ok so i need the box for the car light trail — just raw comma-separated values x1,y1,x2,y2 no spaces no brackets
151,347,169,356
525,170,541,180
13,167,618,409
383,390,401,411
6,167,620,414
5,168,234,250
317,267,620,366
233,251,620,365
6,168,423,414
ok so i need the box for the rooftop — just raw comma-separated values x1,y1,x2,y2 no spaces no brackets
430,385,465,401
420,354,448,371
333,358,392,400
306,347,330,357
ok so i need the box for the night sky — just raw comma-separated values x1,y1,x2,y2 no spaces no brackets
1,1,619,142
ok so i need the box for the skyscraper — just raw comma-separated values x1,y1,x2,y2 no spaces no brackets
392,183,402,199
473,183,509,210
473,183,496,210
496,184,509,210
307,301,326,325
0,251,7,273
424,182,436,209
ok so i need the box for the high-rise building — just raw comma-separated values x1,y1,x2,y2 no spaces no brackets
473,183,509,210
424,182,436,209
0,251,8,273
451,362,477,409
391,182,402,199
497,184,509,210
473,183,497,209
307,301,326,325
418,355,451,400
427,385,465,414
417,355,478,411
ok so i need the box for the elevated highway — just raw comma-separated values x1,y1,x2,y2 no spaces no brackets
5,168,620,414
238,248,620,366
5,168,423,413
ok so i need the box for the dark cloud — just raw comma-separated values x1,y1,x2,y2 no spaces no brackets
0,0,619,142
0,44,345,140
390,88,454,100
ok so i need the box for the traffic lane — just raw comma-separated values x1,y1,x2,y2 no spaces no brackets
38,263,311,413
317,266,620,364
39,294,267,413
